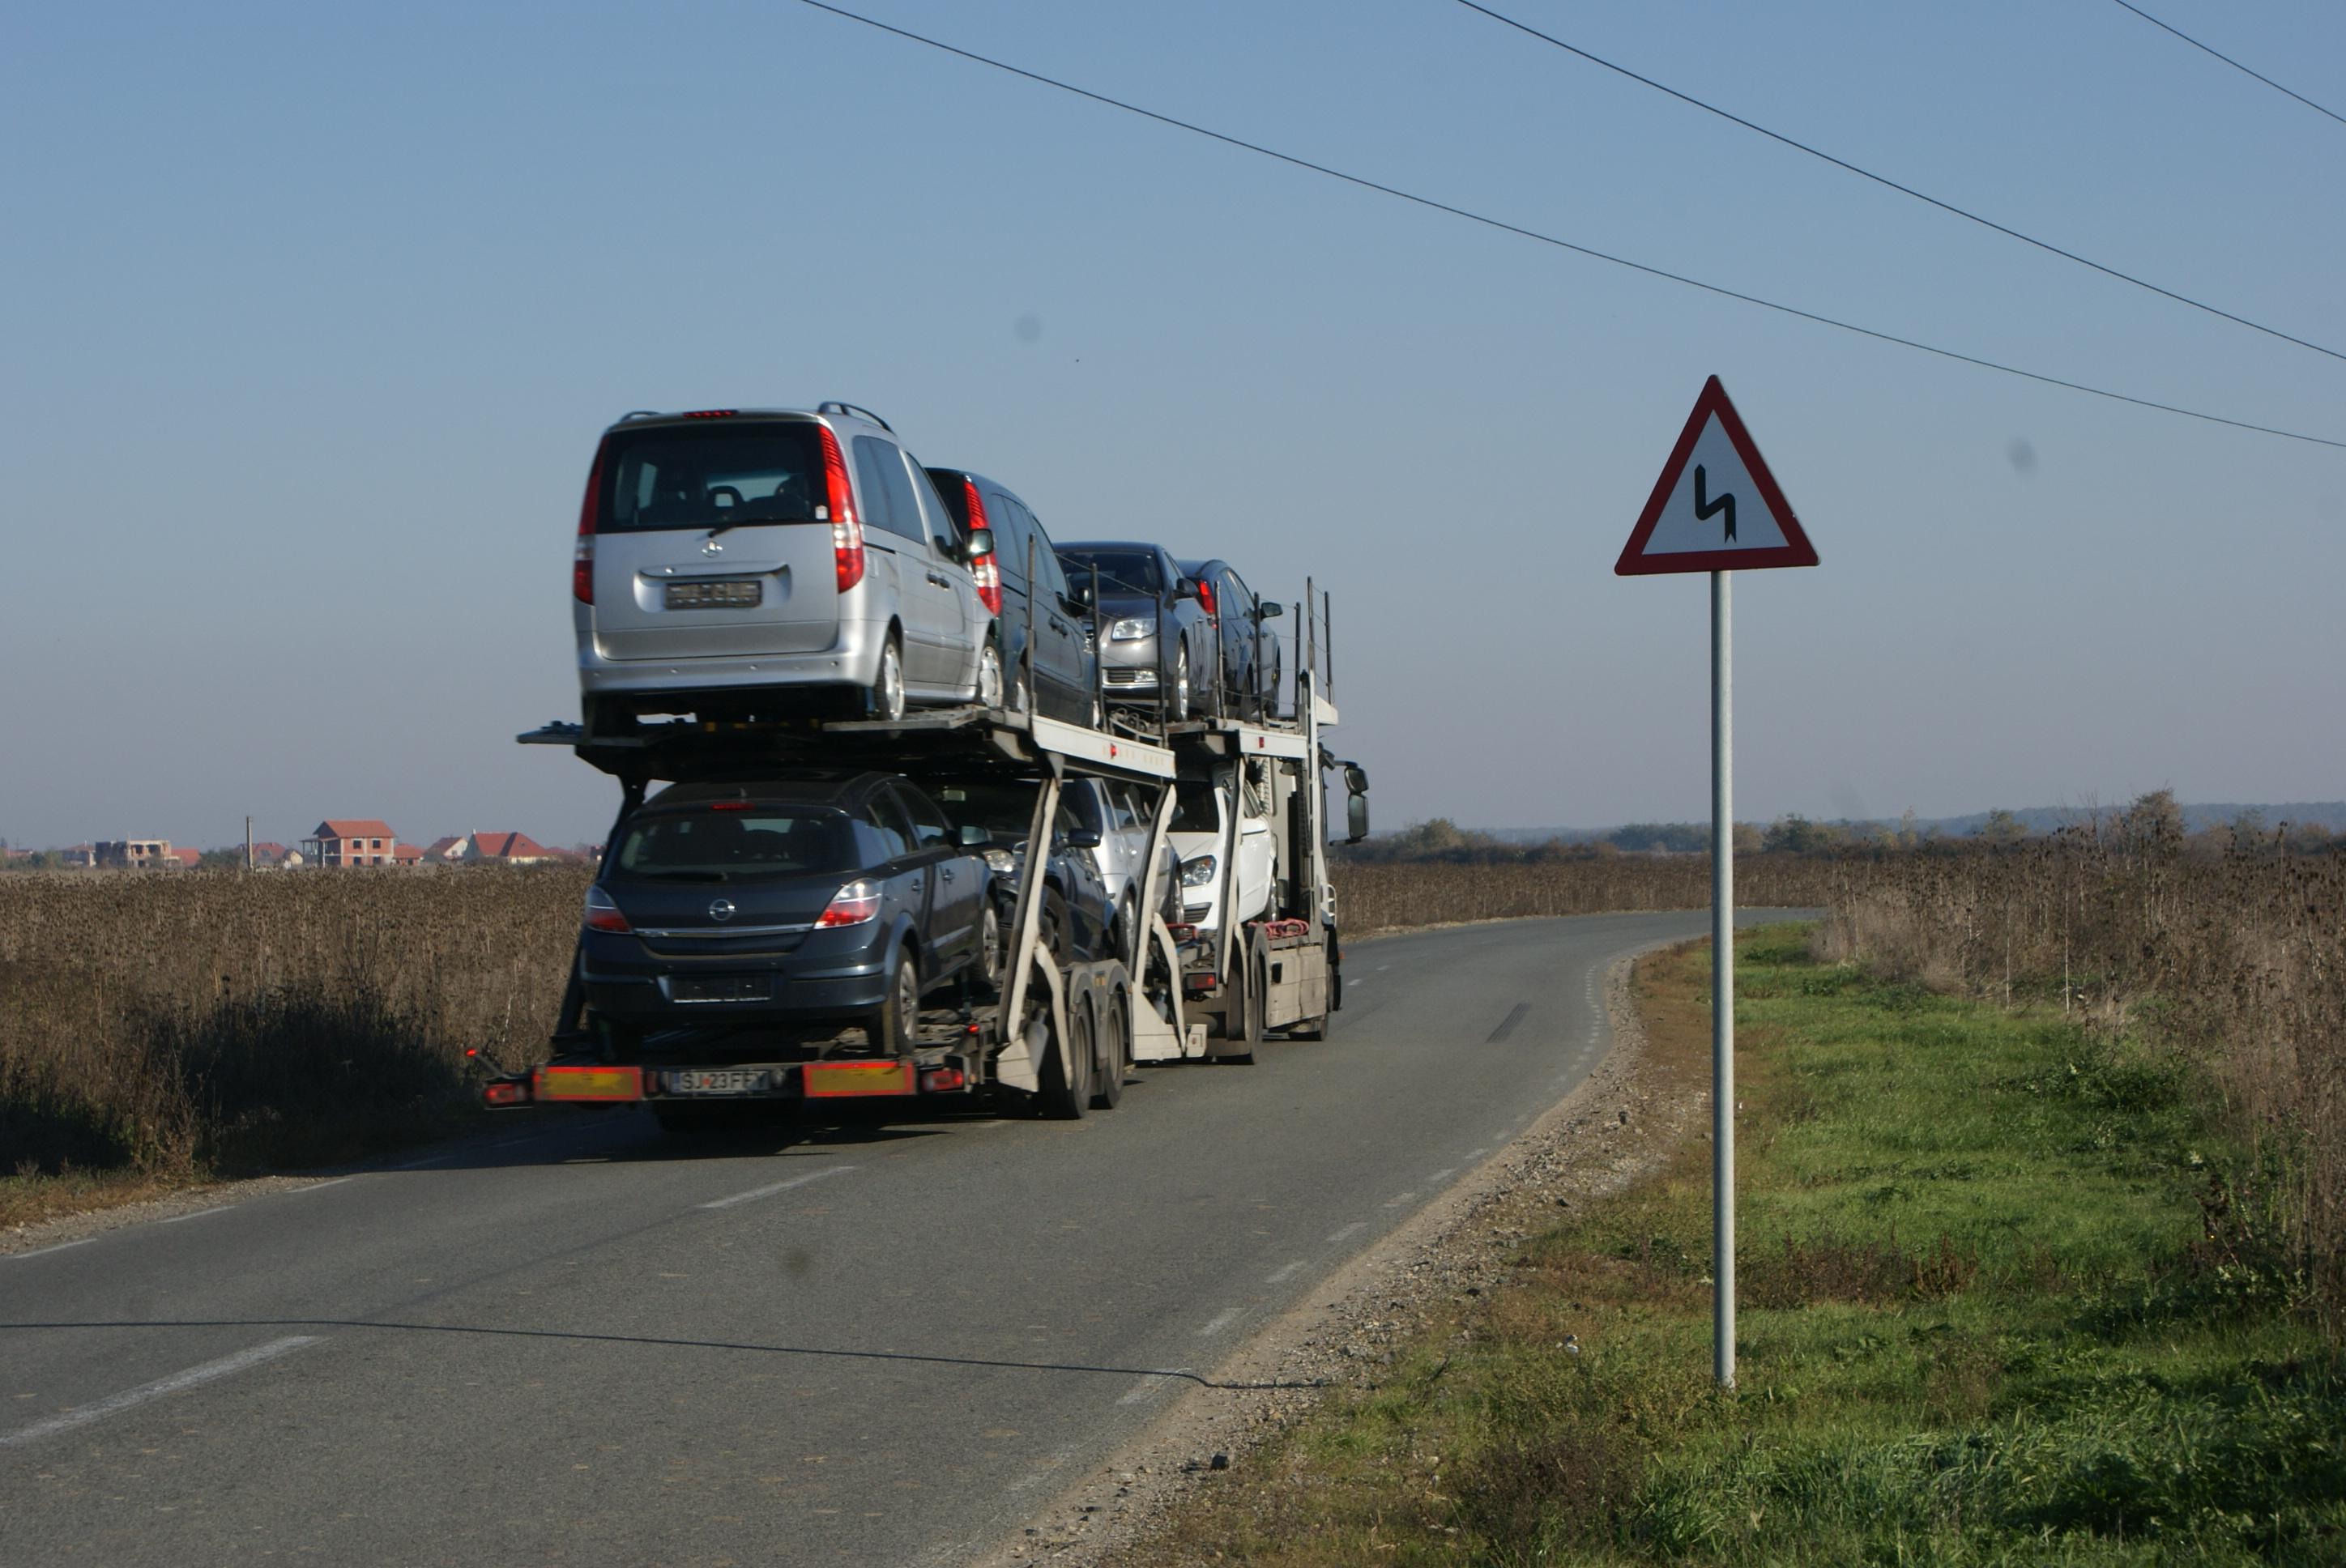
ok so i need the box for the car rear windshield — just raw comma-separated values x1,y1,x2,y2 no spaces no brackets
615,807,854,880
1057,548,1160,595
598,421,826,533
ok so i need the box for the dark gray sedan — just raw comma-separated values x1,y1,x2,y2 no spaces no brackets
1176,557,1285,722
1055,541,1217,722
580,773,994,1057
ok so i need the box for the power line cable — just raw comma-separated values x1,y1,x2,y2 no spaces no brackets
2107,0,2346,129
793,0,2346,451
1455,0,2346,365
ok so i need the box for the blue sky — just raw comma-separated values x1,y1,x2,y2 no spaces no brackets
2,0,2340,847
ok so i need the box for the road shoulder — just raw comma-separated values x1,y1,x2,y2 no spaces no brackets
983,938,1705,1566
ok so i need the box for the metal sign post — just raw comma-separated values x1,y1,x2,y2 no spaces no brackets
1618,377,1817,1388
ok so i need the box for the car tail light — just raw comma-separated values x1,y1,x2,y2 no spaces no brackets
962,481,1003,616
683,409,738,418
573,443,606,604
920,1065,966,1093
1192,578,1215,616
583,885,631,933
709,800,753,812
817,424,864,593
816,878,881,927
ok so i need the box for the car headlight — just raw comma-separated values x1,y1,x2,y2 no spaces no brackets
1179,854,1216,888
1109,617,1154,641
984,849,1014,874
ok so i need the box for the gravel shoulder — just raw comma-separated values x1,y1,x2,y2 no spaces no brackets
980,940,1705,1566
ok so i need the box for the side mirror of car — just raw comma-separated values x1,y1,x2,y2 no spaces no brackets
963,526,993,563
1256,601,1283,620
1171,579,1199,603
958,824,991,847
1065,827,1103,849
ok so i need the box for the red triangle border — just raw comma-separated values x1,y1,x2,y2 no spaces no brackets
1615,377,1819,575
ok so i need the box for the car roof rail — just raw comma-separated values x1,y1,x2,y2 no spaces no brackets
817,401,893,433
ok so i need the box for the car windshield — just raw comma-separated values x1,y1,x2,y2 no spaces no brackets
599,422,826,532
1167,779,1221,832
1057,548,1160,596
615,807,854,881
926,782,1040,842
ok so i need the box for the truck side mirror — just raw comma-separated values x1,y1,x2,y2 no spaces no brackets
1346,793,1370,844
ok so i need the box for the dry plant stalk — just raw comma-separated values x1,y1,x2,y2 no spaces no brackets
0,866,591,1174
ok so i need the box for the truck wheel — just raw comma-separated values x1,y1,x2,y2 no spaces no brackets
1090,984,1128,1110
867,948,919,1055
1039,988,1093,1119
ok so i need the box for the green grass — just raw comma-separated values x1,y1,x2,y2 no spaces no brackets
1125,927,2343,1567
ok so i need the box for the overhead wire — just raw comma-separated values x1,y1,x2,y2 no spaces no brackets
1453,0,2346,365
2106,0,2346,130
793,1,2346,452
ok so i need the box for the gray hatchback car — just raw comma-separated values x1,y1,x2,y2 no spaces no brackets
1054,542,1218,722
574,404,996,733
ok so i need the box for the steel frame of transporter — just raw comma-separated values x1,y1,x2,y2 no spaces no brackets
491,604,1368,1119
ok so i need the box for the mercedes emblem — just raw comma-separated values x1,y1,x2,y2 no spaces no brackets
701,537,725,556
707,897,736,922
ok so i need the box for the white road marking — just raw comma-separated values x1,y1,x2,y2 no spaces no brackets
1197,1307,1243,1336
395,1153,455,1170
158,1207,233,1225
1426,1169,1457,1183
8,1238,93,1261
280,1178,351,1196
1327,1222,1366,1244
1464,1148,1489,1160
0,1336,322,1449
1116,1373,1177,1405
698,1165,855,1210
1382,1191,1418,1208
1265,1259,1306,1284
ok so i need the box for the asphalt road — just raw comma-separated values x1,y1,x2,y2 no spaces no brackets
1,910,1785,1566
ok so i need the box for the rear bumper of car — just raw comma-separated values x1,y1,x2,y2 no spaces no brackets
577,616,888,701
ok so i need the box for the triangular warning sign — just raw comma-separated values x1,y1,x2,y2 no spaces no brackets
1617,377,1818,575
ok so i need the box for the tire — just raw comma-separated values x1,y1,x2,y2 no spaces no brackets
977,637,1005,709
1036,887,1072,967
1090,985,1128,1110
1171,646,1191,723
976,901,1005,992
1108,891,1137,966
1039,986,1093,1119
1230,940,1267,1063
867,948,919,1055
868,635,906,722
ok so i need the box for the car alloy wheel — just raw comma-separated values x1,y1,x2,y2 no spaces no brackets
1171,646,1190,722
871,637,906,722
977,639,1005,709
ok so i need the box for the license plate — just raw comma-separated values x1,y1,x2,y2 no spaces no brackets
669,1068,768,1097
664,579,761,610
670,974,772,1003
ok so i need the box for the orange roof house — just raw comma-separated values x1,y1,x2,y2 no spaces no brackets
303,820,399,867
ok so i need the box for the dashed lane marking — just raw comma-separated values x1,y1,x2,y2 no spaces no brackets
1382,1191,1418,1208
1117,1373,1179,1405
1197,1307,1243,1336
1327,1222,1366,1243
1265,1259,1306,1284
0,1336,322,1449
699,1165,856,1211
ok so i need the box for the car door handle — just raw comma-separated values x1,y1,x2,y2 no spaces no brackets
927,571,952,589
941,867,956,882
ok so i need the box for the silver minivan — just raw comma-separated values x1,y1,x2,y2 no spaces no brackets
574,404,996,731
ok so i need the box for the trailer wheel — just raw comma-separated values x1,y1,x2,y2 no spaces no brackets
1039,986,1093,1119
1090,983,1128,1110
1220,941,1266,1065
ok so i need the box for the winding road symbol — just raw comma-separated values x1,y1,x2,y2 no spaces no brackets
1693,464,1735,542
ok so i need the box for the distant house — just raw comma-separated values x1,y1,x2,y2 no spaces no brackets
94,839,181,870
462,831,557,865
392,844,422,865
303,820,399,867
62,844,98,868
420,835,470,864
168,846,201,867
247,842,291,867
